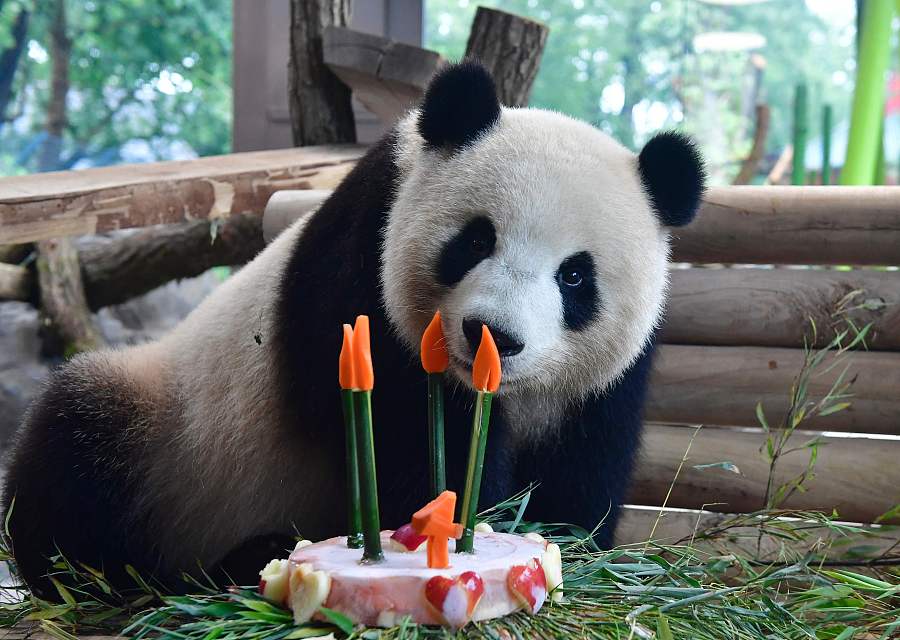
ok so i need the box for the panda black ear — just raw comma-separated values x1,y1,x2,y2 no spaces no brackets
417,60,501,151
638,132,706,227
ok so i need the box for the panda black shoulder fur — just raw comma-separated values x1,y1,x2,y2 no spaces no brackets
2,61,705,596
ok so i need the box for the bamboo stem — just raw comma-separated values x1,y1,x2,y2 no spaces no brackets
791,83,808,186
353,390,383,562
821,104,832,186
841,0,895,185
341,389,363,549
427,372,446,498
457,390,493,554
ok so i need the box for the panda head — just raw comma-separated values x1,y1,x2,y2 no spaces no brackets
382,61,705,399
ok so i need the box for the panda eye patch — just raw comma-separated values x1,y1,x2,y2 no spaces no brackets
436,216,496,287
557,252,598,331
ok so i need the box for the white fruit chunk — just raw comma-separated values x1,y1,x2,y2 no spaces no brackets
523,532,546,544
258,559,290,605
474,522,494,533
542,543,564,603
294,539,313,551
289,562,333,624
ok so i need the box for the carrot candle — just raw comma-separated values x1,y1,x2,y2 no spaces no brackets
339,324,363,549
457,325,501,554
421,311,449,498
352,315,383,562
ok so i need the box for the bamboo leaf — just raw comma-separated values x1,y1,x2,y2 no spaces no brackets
319,606,355,635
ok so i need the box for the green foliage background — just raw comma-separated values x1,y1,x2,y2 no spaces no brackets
0,0,231,175
425,0,863,183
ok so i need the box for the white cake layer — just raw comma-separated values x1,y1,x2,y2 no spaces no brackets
289,531,547,627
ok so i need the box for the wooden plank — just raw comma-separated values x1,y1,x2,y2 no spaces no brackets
647,345,900,435
615,504,900,559
628,424,900,524
672,185,900,265
662,267,900,350
323,26,444,125
0,146,364,244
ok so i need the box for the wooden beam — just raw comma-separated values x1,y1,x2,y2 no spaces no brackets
629,424,900,524
673,186,900,265
663,267,900,350
647,345,900,435
323,26,444,125
0,146,364,245
615,504,900,559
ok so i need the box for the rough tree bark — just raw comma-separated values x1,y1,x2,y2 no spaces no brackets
287,0,356,146
36,238,104,356
37,0,71,173
464,7,548,107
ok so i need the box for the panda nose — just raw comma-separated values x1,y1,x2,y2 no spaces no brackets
462,318,525,358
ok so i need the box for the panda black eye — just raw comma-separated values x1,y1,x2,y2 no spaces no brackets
471,236,491,258
559,269,583,287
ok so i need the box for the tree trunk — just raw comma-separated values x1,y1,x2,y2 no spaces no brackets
0,3,29,125
463,7,548,107
37,0,71,173
287,0,356,146
36,238,104,357
732,104,770,185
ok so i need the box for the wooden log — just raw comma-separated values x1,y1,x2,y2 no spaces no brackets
615,505,900,558
628,424,900,524
36,237,104,355
0,146,363,245
646,345,900,435
464,7,548,107
80,214,264,310
323,26,444,125
287,0,356,146
662,267,900,350
0,262,30,301
672,186,900,265
0,243,31,264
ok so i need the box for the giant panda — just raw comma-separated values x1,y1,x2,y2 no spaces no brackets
2,61,704,596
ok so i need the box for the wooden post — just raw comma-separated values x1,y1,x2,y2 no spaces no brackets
464,7,548,107
791,83,808,185
287,0,356,146
36,238,104,356
732,104,770,185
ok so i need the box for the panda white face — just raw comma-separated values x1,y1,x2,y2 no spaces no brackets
382,108,670,399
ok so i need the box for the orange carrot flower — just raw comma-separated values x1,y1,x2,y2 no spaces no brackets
339,324,355,390
421,311,449,374
472,325,501,393
352,315,375,391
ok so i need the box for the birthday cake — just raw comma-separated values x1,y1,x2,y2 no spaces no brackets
258,313,563,629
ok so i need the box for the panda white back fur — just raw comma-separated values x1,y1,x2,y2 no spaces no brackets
3,62,704,596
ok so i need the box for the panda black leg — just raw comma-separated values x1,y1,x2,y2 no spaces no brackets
1,360,158,598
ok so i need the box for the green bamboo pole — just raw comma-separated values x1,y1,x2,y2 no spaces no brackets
821,104,832,185
427,372,446,498
456,390,493,554
792,83,808,185
354,389,383,562
841,0,895,185
874,115,886,184
341,389,363,549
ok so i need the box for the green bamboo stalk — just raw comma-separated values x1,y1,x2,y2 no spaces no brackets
457,390,493,554
792,83,808,186
427,372,446,498
341,389,363,549
821,104,832,185
354,390,383,562
874,115,886,185
841,0,895,184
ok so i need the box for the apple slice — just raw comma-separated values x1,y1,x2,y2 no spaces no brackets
474,522,494,533
424,571,485,628
389,523,428,552
289,562,332,624
507,559,547,614
258,558,290,605
542,543,564,603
